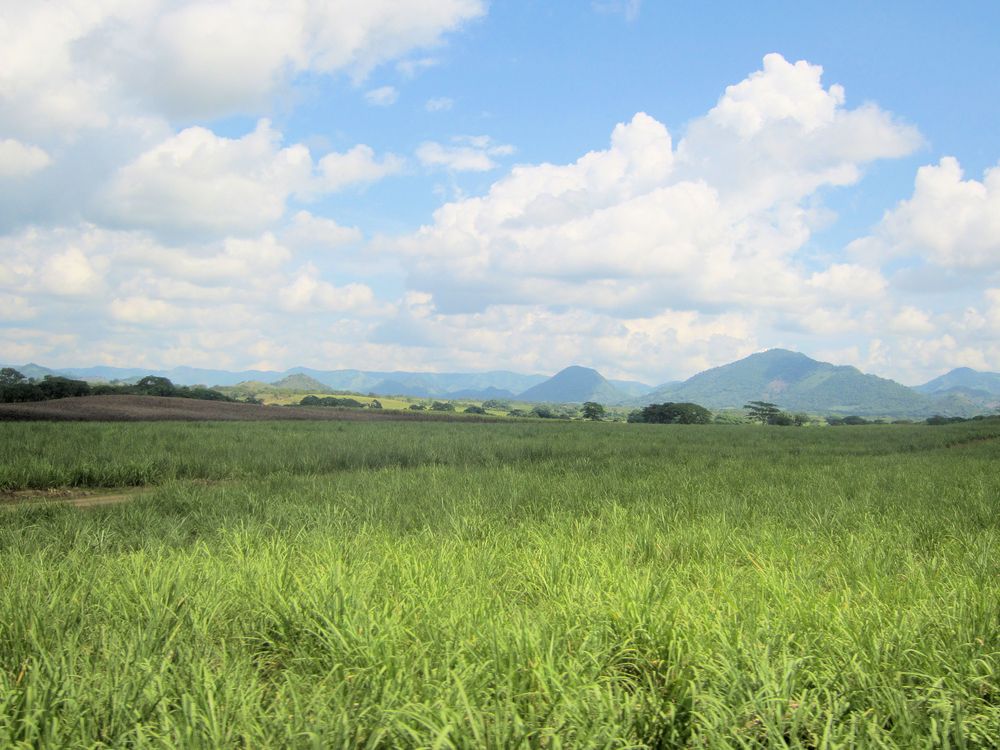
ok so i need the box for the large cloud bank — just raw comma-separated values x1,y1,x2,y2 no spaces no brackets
2,21,998,383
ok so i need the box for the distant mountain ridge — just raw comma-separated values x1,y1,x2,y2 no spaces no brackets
2,363,548,398
5,353,999,417
630,349,995,417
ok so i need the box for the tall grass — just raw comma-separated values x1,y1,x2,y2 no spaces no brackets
0,421,998,747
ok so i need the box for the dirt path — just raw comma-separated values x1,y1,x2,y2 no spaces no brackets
0,487,147,510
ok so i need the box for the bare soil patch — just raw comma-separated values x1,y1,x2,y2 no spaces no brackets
1,487,145,510
0,395,497,423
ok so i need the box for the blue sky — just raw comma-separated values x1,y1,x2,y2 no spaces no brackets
2,1,999,384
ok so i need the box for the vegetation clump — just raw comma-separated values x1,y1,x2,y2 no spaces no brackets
299,395,365,408
0,369,234,404
628,401,712,424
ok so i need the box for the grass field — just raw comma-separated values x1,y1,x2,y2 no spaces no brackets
1,420,998,747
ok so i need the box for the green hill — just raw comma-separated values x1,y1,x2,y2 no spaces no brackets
635,349,937,417
516,366,628,404
269,373,332,392
915,367,1000,397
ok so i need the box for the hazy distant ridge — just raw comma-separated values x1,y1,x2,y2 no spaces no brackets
6,351,1000,417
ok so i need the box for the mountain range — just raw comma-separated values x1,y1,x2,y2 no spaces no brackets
6,349,1000,417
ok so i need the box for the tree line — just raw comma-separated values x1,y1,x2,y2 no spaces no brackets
0,369,235,404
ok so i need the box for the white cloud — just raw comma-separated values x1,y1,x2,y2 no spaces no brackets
806,264,887,302
425,97,454,112
41,246,103,296
315,145,404,193
103,121,400,236
109,296,182,326
851,157,1000,270
278,265,379,313
365,86,399,106
283,211,362,250
388,56,919,323
889,306,935,334
104,120,310,235
0,139,52,177
0,294,39,321
0,0,487,131
397,56,440,78
416,135,516,172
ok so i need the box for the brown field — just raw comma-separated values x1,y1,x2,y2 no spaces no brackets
0,395,496,422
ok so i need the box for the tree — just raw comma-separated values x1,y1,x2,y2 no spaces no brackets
464,405,486,414
38,375,90,399
369,399,383,409
581,401,605,421
632,402,712,424
135,376,176,396
430,401,455,411
744,401,781,424
0,368,26,386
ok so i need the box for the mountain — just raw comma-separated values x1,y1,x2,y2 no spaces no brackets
633,349,936,417
269,373,331,392
516,366,628,403
915,367,1000,397
607,379,654,398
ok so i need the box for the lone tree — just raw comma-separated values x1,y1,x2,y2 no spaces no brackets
581,401,605,421
134,376,176,397
744,401,782,424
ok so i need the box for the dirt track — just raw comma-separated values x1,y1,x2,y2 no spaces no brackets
0,395,496,422
1,487,143,510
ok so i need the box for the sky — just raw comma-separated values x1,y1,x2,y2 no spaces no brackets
2,1,1000,386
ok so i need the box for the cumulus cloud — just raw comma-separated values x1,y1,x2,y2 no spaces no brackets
283,211,362,251
806,264,887,302
314,145,404,193
103,121,400,236
0,0,487,132
104,121,310,236
0,139,52,177
416,136,515,172
0,293,39,321
850,157,1000,270
0,222,396,371
109,296,183,326
41,246,103,296
278,265,379,314
387,56,919,323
